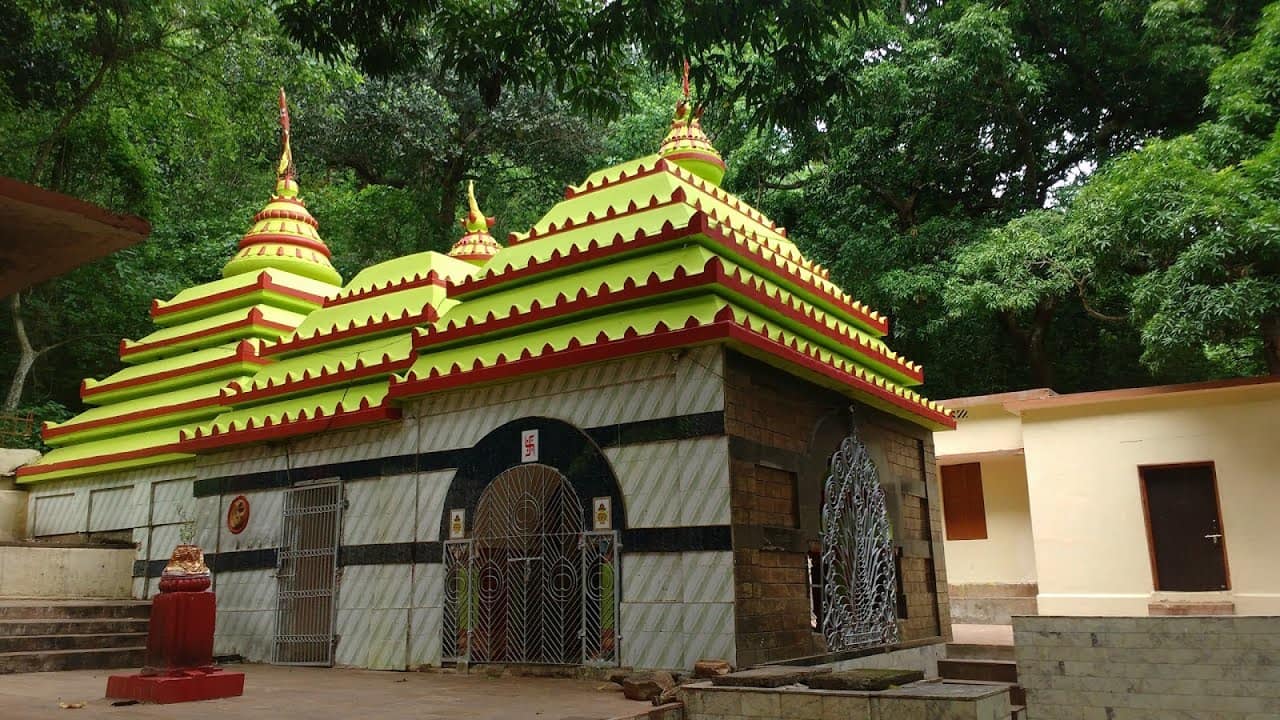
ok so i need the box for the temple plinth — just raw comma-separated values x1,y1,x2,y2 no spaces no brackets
106,545,245,704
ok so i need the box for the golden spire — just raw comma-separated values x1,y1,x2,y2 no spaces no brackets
275,87,299,198
463,181,491,233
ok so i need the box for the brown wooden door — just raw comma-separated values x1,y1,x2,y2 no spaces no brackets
1140,464,1229,591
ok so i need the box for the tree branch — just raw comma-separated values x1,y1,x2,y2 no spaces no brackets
1074,278,1127,322
31,58,114,183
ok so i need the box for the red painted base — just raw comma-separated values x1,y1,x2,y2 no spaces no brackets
106,667,245,704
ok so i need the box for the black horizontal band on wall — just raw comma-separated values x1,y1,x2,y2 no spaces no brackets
192,411,724,498
133,547,279,578
621,525,732,553
130,525,732,577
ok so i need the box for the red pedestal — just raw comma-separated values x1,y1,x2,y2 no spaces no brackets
106,586,244,704
106,667,245,704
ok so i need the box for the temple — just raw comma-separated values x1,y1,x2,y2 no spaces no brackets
18,82,955,673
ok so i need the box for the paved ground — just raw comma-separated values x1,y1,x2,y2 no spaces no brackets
951,623,1014,646
0,664,653,720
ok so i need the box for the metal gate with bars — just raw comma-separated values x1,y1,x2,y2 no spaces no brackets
443,465,619,666
274,481,342,665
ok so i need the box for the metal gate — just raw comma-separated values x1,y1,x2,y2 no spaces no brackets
273,481,342,665
443,464,618,665
582,530,619,666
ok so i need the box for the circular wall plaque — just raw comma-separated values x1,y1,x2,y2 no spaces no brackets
226,495,251,535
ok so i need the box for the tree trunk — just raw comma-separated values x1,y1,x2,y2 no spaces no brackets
436,157,466,244
4,293,37,412
1263,312,1280,375
999,299,1057,388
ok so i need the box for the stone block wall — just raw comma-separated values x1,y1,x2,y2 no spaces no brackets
724,351,949,667
1015,615,1280,719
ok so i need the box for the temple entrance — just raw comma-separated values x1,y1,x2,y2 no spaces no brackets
443,463,618,666
273,480,342,666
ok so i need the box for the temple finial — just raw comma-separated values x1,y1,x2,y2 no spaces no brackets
659,61,726,186
462,181,496,233
450,181,501,265
276,88,297,194
221,89,342,286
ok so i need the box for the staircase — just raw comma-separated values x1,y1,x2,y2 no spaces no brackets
941,625,1025,718
0,600,150,673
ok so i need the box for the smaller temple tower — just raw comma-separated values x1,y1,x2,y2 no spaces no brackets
19,90,342,483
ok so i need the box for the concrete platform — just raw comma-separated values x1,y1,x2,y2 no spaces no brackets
0,663,656,719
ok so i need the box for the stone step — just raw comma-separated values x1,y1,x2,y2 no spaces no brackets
0,618,149,637
949,597,1038,625
0,632,149,653
937,658,1019,685
0,601,150,620
947,642,1016,661
0,646,145,674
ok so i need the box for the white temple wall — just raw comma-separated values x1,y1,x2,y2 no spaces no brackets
27,347,735,669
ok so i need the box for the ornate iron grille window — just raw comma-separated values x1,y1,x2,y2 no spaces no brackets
820,424,900,651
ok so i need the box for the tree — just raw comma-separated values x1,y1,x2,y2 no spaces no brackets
761,0,1269,395
952,2,1280,379
0,0,350,414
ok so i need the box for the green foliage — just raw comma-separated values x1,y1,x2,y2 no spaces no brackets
1,0,1277,419
3,401,71,450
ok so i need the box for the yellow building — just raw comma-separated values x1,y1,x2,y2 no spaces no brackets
935,377,1280,621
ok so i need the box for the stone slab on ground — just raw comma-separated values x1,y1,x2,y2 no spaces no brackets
805,668,924,691
710,665,831,688
692,659,732,679
621,670,674,701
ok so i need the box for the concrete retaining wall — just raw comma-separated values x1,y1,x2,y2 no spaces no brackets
1014,615,1280,719
0,543,134,598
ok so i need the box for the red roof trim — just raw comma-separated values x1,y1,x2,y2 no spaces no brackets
238,233,332,257
177,404,402,451
561,158,671,201
390,318,952,428
252,207,318,229
419,257,920,382
222,354,413,405
42,395,224,441
325,271,446,308
15,443,187,478
260,304,440,359
150,272,327,320
81,341,267,401
509,186,689,246
450,213,889,335
663,149,726,169
120,308,296,360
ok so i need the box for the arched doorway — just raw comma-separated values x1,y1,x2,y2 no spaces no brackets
471,464,584,664
440,417,623,666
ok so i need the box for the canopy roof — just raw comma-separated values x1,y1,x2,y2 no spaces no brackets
0,176,150,298
20,85,952,484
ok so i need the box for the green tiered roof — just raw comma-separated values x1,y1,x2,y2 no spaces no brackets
19,90,344,483
23,82,952,483
384,143,950,427
180,248,480,449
